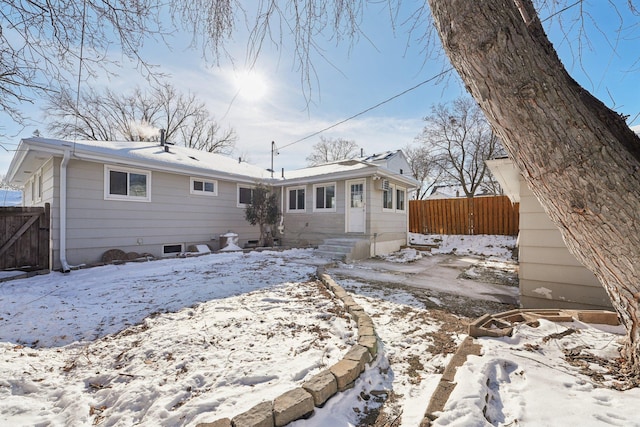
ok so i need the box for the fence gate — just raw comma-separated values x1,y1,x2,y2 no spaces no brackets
0,203,50,271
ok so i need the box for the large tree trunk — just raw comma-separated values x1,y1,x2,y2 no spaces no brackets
428,0,640,372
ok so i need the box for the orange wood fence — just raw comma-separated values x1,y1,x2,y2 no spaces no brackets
409,196,519,236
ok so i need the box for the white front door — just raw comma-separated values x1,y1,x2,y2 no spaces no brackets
346,180,366,233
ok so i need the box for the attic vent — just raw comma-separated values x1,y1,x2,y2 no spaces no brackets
379,179,390,191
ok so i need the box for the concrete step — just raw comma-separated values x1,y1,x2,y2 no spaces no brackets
316,244,353,254
315,250,346,261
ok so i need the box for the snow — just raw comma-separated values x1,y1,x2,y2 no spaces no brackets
434,319,640,427
17,137,272,181
1,238,637,426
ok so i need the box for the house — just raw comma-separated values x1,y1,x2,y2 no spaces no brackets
5,138,417,271
280,150,417,259
487,158,612,310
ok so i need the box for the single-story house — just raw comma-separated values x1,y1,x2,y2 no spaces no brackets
5,137,417,271
487,157,612,310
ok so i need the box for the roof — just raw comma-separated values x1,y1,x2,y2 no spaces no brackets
485,158,521,203
281,158,418,188
7,138,418,189
7,137,271,185
359,150,399,162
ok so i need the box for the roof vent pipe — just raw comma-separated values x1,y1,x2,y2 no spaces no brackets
160,129,166,146
360,148,364,157
238,157,241,164
164,145,169,153
281,168,284,178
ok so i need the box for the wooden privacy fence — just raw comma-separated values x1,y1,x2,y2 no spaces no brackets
0,204,50,271
409,196,519,236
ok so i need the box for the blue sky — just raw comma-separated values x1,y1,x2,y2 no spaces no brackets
1,1,639,176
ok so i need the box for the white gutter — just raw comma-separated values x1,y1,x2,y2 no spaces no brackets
277,186,285,234
59,149,71,273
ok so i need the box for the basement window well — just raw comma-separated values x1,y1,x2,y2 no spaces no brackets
162,244,183,256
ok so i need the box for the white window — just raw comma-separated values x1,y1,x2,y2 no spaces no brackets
382,185,394,211
237,184,255,207
104,165,151,202
287,186,306,212
396,187,406,211
190,178,217,196
313,183,336,212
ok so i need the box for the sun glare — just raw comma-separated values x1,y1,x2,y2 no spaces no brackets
235,71,268,102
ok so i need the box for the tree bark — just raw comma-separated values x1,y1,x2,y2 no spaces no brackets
428,0,640,371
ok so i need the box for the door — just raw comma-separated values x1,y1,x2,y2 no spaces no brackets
346,180,366,233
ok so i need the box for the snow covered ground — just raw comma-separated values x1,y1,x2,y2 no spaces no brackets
1,235,637,426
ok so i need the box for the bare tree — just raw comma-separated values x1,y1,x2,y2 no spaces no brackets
403,144,442,200
416,97,501,197
306,136,360,166
46,82,236,154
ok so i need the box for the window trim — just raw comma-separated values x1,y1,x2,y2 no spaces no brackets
382,183,395,212
237,184,256,207
286,185,307,213
396,186,406,212
313,182,337,212
190,177,218,196
162,243,184,257
104,165,151,202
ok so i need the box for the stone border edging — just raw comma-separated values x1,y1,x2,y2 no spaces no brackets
420,308,620,426
197,267,380,427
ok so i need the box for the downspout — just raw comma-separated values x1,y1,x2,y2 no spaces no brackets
277,186,285,234
59,149,71,273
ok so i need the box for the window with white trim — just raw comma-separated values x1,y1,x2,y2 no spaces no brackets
287,186,306,212
190,178,217,196
237,184,255,207
313,183,336,211
396,187,406,211
104,165,151,201
382,185,394,211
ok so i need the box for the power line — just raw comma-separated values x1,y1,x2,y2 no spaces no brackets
278,68,453,151
278,2,586,152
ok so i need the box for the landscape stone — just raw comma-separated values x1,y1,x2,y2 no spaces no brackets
231,401,274,427
329,358,361,391
302,369,338,406
343,344,372,372
196,419,232,427
341,295,357,308
358,335,378,358
358,323,375,337
273,388,314,426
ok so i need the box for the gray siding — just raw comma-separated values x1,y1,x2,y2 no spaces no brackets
368,178,409,255
55,158,260,268
518,178,612,309
279,176,409,255
280,181,347,247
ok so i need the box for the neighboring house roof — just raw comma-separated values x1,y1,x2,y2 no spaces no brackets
360,150,399,163
7,138,419,188
427,185,466,199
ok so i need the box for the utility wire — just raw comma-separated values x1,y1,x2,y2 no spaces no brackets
278,68,453,150
278,1,585,152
